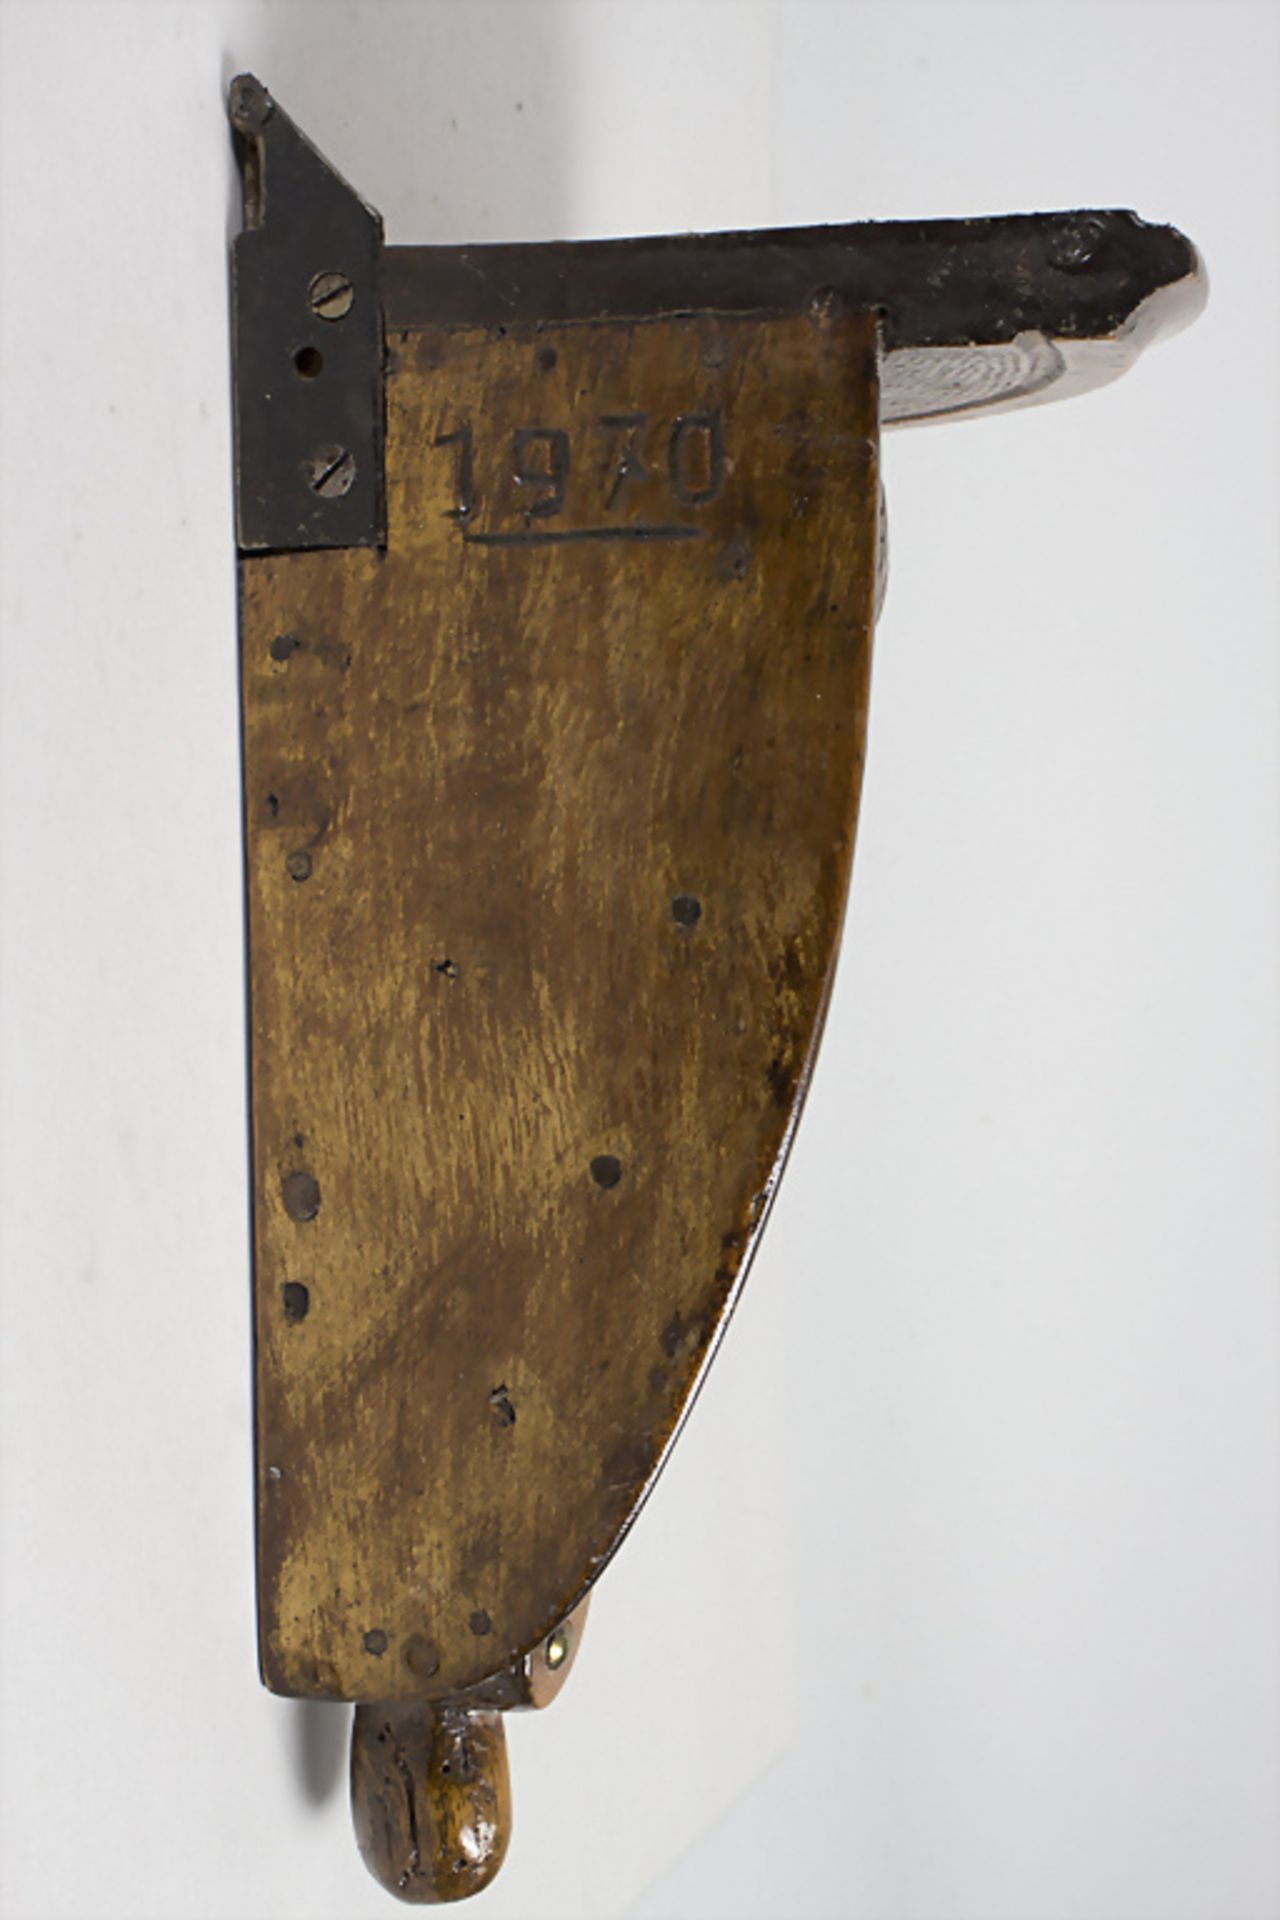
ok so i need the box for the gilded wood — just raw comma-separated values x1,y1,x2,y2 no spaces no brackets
241,306,880,1703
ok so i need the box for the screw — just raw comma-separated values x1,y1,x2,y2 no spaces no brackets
1048,216,1107,272
308,271,355,321
304,446,356,498
544,1625,572,1671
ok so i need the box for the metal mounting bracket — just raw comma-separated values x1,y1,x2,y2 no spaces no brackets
229,74,385,552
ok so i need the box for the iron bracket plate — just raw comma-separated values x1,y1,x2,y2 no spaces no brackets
228,75,385,553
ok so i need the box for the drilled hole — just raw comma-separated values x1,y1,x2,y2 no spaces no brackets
294,345,324,379
281,1281,310,1322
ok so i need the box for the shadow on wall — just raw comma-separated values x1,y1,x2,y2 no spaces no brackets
291,1697,351,1808
223,0,573,1809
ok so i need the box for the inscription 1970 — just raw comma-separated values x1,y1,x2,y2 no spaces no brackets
432,410,725,546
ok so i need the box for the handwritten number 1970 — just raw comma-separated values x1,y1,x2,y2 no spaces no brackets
434,411,724,528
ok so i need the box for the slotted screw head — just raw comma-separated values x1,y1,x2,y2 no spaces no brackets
304,446,357,498
308,271,355,321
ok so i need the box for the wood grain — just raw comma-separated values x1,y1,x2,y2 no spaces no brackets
240,306,880,1702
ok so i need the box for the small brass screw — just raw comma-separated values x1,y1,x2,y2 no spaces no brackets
544,1625,572,1671
308,270,355,321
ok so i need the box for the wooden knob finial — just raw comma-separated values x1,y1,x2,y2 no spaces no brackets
350,1701,511,1904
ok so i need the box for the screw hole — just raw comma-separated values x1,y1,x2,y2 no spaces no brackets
293,346,324,379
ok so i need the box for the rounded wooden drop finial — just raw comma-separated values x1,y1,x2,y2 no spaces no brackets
350,1701,511,1904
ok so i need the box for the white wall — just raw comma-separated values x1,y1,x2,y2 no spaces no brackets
0,5,1275,1919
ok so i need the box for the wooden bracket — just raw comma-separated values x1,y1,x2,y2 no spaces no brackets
228,74,1202,1903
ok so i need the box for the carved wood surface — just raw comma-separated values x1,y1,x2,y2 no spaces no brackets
240,306,880,1701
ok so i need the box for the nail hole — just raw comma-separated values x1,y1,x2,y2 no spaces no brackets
488,1385,516,1428
281,1170,320,1221
281,1281,310,1322
265,792,280,817
590,1154,622,1189
293,345,324,379
717,534,752,582
363,1628,388,1656
269,632,300,662
433,957,459,979
537,345,558,371
469,1608,493,1636
671,893,701,927
287,850,312,882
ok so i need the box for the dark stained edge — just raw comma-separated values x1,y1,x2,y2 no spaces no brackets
382,211,1198,349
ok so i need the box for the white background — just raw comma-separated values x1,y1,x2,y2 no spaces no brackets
1,4,1276,1918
